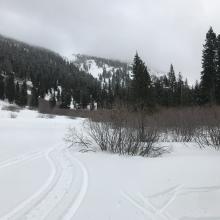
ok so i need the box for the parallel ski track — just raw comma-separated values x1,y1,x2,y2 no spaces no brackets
0,147,88,220
0,151,45,170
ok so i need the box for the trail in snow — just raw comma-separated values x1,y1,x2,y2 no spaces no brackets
0,147,88,220
0,151,45,170
122,184,220,220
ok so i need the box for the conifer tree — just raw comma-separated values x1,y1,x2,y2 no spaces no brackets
176,73,183,105
60,88,71,109
0,75,4,100
167,64,177,106
194,81,202,105
215,34,220,103
131,53,151,110
201,27,217,104
15,82,20,105
30,87,39,107
5,72,15,103
20,81,28,106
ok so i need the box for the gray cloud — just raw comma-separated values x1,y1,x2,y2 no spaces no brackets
0,0,220,83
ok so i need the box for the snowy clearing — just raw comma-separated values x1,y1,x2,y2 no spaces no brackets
0,101,220,220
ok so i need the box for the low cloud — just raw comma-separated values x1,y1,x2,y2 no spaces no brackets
1,0,220,83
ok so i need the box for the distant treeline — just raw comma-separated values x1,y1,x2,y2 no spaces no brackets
0,27,219,110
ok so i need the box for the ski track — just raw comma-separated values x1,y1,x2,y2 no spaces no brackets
0,147,57,220
0,151,45,170
122,184,220,220
0,147,88,220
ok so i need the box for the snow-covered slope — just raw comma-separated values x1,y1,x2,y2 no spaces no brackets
68,54,165,79
68,54,131,79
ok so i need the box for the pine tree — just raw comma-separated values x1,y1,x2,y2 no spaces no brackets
20,81,28,106
167,64,177,106
15,82,20,105
30,87,39,107
60,88,71,109
216,34,220,103
131,53,151,110
176,73,183,105
201,27,217,104
194,80,202,105
0,75,5,100
107,79,114,108
5,72,15,103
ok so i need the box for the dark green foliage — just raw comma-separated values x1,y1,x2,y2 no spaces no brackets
30,87,39,107
0,35,99,108
201,27,217,104
60,88,71,109
131,53,151,109
15,82,20,105
216,35,220,104
20,81,28,106
0,74,4,100
5,72,15,103
167,64,177,106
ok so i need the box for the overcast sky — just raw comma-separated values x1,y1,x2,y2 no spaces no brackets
0,0,220,83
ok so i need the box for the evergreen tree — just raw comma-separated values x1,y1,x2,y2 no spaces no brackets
167,64,177,106
176,73,183,105
60,88,71,109
0,75,5,100
30,87,39,107
20,81,28,106
15,82,20,105
201,27,217,104
5,72,15,103
131,53,151,110
107,79,114,108
194,80,202,105
216,34,220,103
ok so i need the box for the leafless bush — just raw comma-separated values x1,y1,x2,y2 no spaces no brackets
193,107,220,149
64,127,94,152
66,106,220,153
195,126,220,149
84,111,168,157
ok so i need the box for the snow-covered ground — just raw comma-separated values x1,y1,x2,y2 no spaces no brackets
0,100,220,220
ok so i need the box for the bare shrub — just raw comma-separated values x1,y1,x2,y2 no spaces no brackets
152,108,198,142
66,106,220,153
84,109,168,157
64,127,94,152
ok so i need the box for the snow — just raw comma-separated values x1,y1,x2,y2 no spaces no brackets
26,81,33,87
69,54,165,80
0,100,220,220
78,59,116,79
69,54,121,79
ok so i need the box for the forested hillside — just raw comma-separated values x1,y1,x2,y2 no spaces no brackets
0,35,100,109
